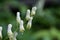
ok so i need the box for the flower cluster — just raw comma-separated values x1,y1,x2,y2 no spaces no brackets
0,6,37,40
26,6,37,29
16,6,37,32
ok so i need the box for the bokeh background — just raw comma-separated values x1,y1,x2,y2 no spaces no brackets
0,0,60,40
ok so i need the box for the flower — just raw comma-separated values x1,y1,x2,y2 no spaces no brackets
0,27,2,39
26,9,31,20
20,20,25,32
7,24,14,40
16,12,21,24
31,6,37,16
26,17,33,29
13,32,18,40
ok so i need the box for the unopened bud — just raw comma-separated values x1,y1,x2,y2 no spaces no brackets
7,24,14,40
20,20,25,32
26,9,31,20
13,32,18,40
16,12,21,24
31,6,37,16
0,27,2,39
26,17,33,29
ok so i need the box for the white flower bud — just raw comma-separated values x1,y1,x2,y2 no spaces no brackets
13,32,18,40
16,12,21,24
0,27,2,39
26,9,31,20
20,20,25,32
26,17,33,29
31,6,37,16
7,24,14,40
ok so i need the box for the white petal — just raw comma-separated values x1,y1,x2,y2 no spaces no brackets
20,20,25,32
0,27,2,31
32,7,37,11
26,9,31,20
31,6,37,16
26,17,33,29
0,27,2,39
16,12,21,24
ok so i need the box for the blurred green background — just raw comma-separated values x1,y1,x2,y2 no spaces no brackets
0,0,60,40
